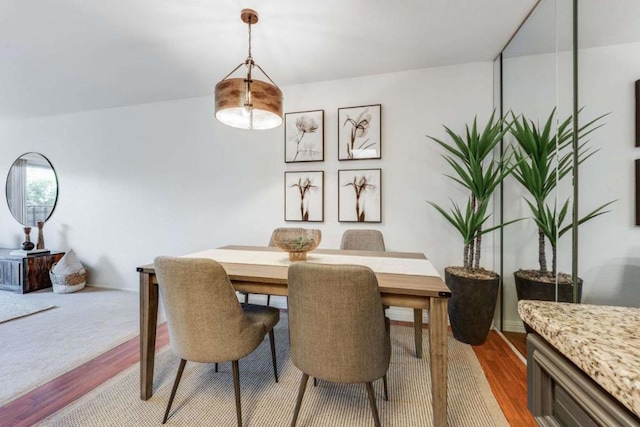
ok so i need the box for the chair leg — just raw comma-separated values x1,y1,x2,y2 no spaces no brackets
365,382,382,427
215,363,219,373
269,329,278,382
313,377,317,387
413,308,423,359
232,360,242,427
244,293,249,304
286,296,291,346
291,373,309,427
382,374,389,401
267,294,271,306
163,359,187,424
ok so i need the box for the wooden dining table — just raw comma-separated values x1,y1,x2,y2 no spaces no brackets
137,245,451,426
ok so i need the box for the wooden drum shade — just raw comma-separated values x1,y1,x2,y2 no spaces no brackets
215,77,283,130
214,9,283,130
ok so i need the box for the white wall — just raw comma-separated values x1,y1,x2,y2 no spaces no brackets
0,62,495,321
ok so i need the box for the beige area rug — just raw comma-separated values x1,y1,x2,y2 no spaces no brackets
0,294,54,323
0,286,140,406
39,319,508,426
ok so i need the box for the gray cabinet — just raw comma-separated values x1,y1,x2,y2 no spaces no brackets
527,334,640,426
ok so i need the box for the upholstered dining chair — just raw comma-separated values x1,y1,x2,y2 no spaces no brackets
340,229,424,358
288,263,391,427
340,229,386,252
154,256,280,426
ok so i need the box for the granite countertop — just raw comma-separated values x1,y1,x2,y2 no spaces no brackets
518,300,640,418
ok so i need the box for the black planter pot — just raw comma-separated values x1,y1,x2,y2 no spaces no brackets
445,269,500,346
514,271,583,333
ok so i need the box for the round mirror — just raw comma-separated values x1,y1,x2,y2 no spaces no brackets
5,152,59,226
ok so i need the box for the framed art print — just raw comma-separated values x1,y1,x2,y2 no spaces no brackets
338,104,381,160
285,171,324,222
636,80,640,147
285,110,324,162
636,159,640,225
338,168,381,222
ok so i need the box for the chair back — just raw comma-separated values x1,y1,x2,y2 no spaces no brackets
287,262,390,383
340,229,385,251
154,256,263,363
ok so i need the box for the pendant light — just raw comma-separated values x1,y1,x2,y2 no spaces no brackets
214,9,283,130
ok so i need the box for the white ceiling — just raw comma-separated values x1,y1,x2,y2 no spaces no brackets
0,0,538,120
504,0,640,57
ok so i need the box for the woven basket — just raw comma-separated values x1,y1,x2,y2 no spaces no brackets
50,264,87,294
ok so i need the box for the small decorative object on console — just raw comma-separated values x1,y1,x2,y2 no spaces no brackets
22,227,34,250
271,228,321,261
36,221,45,250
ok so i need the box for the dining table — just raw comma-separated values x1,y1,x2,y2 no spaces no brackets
137,245,451,426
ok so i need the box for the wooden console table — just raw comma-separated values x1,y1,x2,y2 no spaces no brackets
0,249,64,293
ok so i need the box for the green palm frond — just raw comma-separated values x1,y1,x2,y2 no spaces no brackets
426,111,524,270
510,108,612,272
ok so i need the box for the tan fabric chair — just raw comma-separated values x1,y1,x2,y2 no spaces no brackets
154,256,280,426
340,229,424,358
288,263,391,427
340,229,386,251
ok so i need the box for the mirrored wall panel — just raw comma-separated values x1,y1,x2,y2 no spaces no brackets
575,0,640,308
497,0,575,343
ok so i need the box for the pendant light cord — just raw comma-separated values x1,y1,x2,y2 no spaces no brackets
245,19,253,114
218,11,280,89
247,19,253,62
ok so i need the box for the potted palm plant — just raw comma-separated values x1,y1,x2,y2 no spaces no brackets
509,109,614,308
428,112,520,345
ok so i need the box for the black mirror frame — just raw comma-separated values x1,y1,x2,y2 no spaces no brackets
5,152,59,227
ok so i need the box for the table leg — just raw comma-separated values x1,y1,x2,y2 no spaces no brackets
413,308,423,358
140,272,159,400
429,297,448,426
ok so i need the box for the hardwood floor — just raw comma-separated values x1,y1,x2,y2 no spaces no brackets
0,325,170,427
502,331,528,357
0,322,533,426
473,331,536,426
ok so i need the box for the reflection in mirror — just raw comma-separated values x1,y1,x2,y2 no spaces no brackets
576,0,640,308
497,0,566,354
501,0,560,343
6,152,59,227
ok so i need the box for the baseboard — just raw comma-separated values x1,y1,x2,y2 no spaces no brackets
240,294,288,310
501,319,526,333
205,293,529,333
385,307,430,323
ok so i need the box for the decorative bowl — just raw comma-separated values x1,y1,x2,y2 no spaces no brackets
271,228,321,261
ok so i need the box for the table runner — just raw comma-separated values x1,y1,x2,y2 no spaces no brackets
182,248,441,277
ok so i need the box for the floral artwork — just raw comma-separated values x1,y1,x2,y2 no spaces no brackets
285,110,324,163
285,171,324,222
636,80,639,147
338,104,381,160
338,169,381,222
